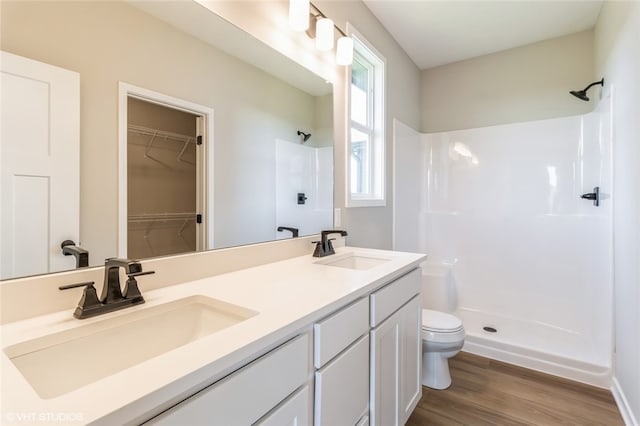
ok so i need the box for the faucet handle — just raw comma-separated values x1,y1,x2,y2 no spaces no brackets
59,281,101,319
127,270,155,278
58,281,95,290
123,270,154,302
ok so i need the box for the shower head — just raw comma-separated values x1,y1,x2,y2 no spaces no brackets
297,130,311,143
569,78,604,102
569,90,590,101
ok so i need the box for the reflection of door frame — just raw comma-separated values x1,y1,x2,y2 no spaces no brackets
117,82,214,258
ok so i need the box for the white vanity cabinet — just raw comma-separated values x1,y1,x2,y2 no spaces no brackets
144,268,422,426
255,385,312,426
369,269,422,426
313,297,370,426
146,333,312,426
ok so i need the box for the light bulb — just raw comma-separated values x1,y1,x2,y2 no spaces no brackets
289,0,309,32
315,18,334,51
336,36,354,66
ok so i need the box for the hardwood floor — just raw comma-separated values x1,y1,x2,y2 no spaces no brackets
407,352,624,426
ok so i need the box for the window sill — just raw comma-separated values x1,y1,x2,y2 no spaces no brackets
346,198,386,208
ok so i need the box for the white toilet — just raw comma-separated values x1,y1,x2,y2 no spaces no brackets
420,263,465,389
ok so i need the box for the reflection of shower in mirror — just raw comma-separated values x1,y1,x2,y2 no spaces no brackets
297,130,312,143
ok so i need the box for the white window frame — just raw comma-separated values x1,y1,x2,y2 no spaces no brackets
346,24,386,207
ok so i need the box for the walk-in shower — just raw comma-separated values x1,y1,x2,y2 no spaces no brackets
393,106,613,387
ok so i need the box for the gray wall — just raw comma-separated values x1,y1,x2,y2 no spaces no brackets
595,2,640,423
421,30,595,133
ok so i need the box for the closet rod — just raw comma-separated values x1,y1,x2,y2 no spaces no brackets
128,212,197,223
128,124,196,144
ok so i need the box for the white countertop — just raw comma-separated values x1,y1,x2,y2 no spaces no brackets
0,247,425,425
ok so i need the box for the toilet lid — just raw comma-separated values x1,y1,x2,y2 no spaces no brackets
422,309,463,332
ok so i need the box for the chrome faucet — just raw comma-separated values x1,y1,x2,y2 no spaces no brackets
313,229,348,257
59,258,154,319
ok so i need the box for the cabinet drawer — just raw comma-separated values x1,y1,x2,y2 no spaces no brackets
147,333,310,426
314,297,369,368
370,268,420,327
255,384,312,426
314,334,370,426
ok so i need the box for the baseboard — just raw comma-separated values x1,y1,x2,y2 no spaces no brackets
612,377,639,426
462,339,611,388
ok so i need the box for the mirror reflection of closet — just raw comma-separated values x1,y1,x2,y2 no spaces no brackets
127,97,202,259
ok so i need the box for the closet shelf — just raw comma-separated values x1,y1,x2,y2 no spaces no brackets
128,124,197,162
128,124,196,144
128,212,197,223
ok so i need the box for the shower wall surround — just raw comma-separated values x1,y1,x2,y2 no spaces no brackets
275,140,333,239
394,110,613,386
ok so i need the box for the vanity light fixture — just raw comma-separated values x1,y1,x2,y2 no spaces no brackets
289,0,310,32
315,17,334,51
336,36,354,66
288,1,353,66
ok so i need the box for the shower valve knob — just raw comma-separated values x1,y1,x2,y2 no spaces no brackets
580,186,600,206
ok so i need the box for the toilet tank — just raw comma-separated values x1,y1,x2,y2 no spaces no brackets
420,262,457,312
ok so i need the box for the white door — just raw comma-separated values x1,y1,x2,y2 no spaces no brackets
1,51,80,279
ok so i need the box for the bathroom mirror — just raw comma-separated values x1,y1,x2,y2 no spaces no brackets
0,1,333,280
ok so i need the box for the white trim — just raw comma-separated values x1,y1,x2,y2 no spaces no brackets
391,118,400,250
612,377,639,426
461,341,612,388
117,82,215,257
345,23,386,208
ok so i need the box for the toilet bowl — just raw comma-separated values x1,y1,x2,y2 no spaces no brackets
420,262,465,389
421,308,465,389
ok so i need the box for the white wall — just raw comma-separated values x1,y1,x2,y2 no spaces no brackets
392,120,422,253
421,30,595,133
595,2,640,424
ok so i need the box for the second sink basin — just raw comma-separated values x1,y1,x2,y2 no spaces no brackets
316,252,390,270
5,295,258,399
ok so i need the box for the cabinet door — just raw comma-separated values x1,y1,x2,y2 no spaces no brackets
315,334,369,426
370,309,401,426
399,296,422,424
370,296,422,426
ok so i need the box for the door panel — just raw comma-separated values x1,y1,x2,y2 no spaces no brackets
399,296,422,424
1,51,80,279
371,312,400,426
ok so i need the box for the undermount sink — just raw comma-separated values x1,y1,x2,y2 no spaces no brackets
316,252,391,270
4,295,258,399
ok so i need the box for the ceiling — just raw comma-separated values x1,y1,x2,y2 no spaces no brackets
362,0,604,69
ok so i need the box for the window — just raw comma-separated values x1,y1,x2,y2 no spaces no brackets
347,28,385,207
